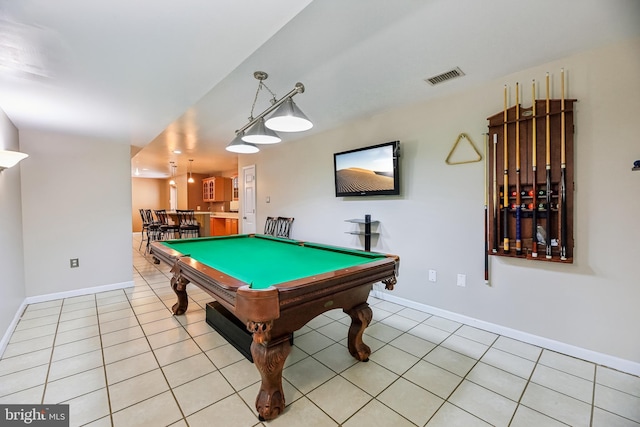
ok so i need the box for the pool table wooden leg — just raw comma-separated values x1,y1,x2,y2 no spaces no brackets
345,302,373,362
248,327,291,421
170,265,190,315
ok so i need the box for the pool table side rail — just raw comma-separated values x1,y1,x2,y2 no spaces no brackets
299,241,391,258
179,256,245,311
149,241,185,265
271,256,397,295
271,259,398,317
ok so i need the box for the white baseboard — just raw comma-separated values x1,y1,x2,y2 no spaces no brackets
0,301,28,359
0,280,134,357
370,289,640,377
23,280,134,305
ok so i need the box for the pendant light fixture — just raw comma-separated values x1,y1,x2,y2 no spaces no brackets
226,132,259,154
225,71,312,153
264,97,313,132
188,159,195,183
243,117,281,144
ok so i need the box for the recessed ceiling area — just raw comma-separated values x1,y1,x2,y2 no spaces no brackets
1,1,639,179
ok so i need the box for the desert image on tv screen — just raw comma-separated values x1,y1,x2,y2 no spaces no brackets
335,145,395,194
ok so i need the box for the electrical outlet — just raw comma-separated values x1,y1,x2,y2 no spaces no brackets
457,273,466,287
70,258,79,268
428,270,437,282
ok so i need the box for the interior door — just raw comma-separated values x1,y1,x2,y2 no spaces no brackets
241,165,257,234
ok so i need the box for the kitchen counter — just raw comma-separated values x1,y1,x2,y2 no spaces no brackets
165,211,239,236
208,212,239,219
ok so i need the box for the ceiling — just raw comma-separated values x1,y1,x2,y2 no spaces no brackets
2,1,639,179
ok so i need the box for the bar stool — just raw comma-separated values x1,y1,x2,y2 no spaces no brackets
177,209,200,238
143,209,161,253
154,210,180,240
138,209,149,250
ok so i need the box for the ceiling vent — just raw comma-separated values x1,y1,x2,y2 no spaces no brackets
424,67,465,86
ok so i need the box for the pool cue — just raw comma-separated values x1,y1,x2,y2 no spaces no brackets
560,68,567,260
492,133,498,253
545,72,552,259
531,80,538,258
484,133,489,284
515,82,522,255
503,85,510,254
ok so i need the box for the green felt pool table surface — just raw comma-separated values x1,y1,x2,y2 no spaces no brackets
158,234,388,289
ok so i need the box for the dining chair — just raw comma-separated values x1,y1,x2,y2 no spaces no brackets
275,217,294,239
264,216,277,236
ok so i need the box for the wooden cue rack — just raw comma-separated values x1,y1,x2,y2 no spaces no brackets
486,91,576,263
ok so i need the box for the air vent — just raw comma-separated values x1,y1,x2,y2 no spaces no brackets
424,67,465,86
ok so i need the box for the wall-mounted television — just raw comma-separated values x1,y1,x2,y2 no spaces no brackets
334,140,400,197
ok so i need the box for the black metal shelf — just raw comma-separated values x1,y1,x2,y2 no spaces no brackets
345,214,378,251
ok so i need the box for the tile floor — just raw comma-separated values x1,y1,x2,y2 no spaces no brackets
1,236,639,426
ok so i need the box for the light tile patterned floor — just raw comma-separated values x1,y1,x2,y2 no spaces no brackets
0,236,639,426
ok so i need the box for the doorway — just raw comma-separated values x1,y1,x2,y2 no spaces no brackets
170,186,177,211
241,165,257,234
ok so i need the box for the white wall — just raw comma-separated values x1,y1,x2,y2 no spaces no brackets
0,109,26,347
19,130,133,297
240,38,640,370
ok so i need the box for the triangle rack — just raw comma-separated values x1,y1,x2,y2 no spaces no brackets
445,133,483,165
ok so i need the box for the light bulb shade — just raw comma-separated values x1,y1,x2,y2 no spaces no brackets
188,177,195,183
265,98,313,132
0,150,29,170
226,134,260,154
242,117,281,144
169,179,176,186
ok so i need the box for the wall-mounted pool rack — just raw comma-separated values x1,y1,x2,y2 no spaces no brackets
486,78,576,263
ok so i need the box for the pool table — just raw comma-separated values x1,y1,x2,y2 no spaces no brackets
150,234,399,421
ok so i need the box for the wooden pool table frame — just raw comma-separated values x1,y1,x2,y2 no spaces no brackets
150,234,399,421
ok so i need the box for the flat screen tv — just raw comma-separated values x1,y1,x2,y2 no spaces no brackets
334,141,400,197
